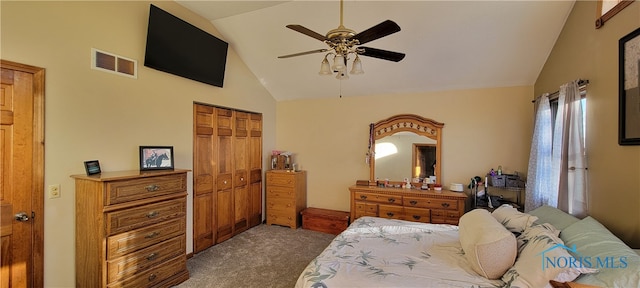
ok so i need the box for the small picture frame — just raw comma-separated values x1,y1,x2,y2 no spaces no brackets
84,160,101,175
139,146,174,171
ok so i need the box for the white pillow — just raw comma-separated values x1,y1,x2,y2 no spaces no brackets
459,209,517,279
492,204,538,233
502,224,598,287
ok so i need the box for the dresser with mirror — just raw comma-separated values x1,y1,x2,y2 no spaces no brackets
350,114,467,225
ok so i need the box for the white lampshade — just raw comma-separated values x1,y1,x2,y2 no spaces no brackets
331,54,345,72
350,55,364,75
318,57,332,75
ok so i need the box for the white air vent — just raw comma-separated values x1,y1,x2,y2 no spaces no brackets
91,48,137,79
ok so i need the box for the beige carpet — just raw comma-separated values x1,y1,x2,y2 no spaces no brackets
175,224,336,288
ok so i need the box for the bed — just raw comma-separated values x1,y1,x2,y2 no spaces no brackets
295,205,640,288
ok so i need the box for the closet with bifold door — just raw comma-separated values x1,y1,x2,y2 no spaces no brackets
193,103,262,252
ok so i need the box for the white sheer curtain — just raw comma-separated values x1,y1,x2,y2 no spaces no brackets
554,81,588,217
525,94,555,212
525,80,588,217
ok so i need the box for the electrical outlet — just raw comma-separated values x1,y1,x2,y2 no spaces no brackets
48,184,61,199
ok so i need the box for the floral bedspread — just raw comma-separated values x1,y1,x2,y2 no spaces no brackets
295,216,504,288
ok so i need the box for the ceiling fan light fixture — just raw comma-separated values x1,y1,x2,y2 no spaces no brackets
332,54,345,72
319,56,332,75
350,55,364,75
336,70,349,80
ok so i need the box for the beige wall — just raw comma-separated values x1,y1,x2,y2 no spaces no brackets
535,1,640,247
1,1,277,287
276,86,534,211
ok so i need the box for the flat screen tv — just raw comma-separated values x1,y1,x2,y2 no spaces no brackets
144,4,228,87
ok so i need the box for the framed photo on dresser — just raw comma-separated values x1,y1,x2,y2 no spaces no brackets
139,146,174,170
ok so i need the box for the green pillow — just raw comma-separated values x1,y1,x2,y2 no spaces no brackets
561,216,640,287
528,205,579,230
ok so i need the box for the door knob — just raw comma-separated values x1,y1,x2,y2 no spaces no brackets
15,212,30,222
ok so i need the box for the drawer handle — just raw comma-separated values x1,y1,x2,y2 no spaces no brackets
409,200,417,205
148,273,157,281
240,177,244,181
145,185,160,192
146,253,158,261
145,231,160,239
360,195,367,200
441,203,450,208
223,180,228,184
412,215,421,220
386,212,394,217
146,211,159,218
388,198,395,203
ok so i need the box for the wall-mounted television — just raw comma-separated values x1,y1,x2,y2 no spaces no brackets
144,4,228,87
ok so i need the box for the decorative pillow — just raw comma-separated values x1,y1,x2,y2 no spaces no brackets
492,204,538,233
560,216,640,287
528,205,579,230
502,224,598,287
459,209,517,279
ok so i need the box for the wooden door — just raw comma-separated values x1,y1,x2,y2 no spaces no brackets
193,104,215,253
233,112,249,233
0,60,45,287
215,108,234,243
248,113,262,227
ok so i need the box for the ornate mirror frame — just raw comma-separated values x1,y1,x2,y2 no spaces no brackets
369,114,444,184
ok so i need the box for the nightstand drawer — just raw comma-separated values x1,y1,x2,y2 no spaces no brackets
106,174,186,205
106,198,186,235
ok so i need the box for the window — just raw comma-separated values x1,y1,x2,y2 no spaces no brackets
596,0,635,29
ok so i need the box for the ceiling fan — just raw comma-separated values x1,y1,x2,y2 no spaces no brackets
278,0,406,79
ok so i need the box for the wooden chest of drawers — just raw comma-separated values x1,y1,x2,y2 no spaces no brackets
72,170,189,288
266,170,306,229
349,185,467,225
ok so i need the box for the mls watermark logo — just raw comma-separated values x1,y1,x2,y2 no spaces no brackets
539,244,628,270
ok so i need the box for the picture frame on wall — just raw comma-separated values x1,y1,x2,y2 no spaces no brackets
84,160,101,175
139,146,174,170
619,27,640,145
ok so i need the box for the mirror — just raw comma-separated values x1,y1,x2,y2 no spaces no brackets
368,114,444,185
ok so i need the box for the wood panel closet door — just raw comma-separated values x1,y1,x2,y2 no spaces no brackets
193,105,215,253
248,114,263,227
193,104,263,252
215,108,234,243
233,112,249,233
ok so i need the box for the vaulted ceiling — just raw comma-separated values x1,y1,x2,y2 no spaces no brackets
177,1,575,101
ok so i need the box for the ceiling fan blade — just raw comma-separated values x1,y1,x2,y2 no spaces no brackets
278,49,329,59
353,20,401,45
286,24,327,42
359,47,406,62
